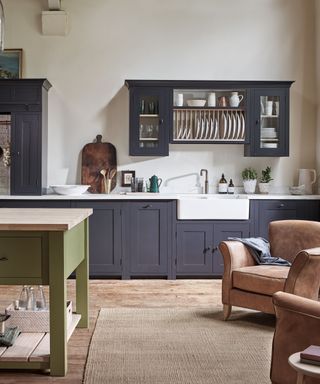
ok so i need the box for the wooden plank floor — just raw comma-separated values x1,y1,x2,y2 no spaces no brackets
0,279,221,383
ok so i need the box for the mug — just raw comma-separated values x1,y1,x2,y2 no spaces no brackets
218,96,227,107
208,92,216,107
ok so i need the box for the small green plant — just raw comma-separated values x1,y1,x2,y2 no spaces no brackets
260,166,273,183
242,167,258,180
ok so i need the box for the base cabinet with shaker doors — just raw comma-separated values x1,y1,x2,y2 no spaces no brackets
175,221,250,277
125,202,171,277
72,201,122,277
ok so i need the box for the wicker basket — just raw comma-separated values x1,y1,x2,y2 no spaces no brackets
5,301,72,333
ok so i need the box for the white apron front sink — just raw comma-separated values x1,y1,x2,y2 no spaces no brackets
177,194,249,220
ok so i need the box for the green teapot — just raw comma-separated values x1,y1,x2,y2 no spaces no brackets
149,175,162,193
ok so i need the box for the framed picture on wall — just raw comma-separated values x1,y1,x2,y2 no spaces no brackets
121,170,135,187
0,49,23,79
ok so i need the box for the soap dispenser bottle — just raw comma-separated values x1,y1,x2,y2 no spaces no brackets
228,179,235,194
218,174,228,194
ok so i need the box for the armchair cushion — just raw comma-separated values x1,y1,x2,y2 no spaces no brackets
233,265,289,296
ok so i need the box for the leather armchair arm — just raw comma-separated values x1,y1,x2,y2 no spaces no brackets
284,247,320,300
219,241,256,304
271,292,320,384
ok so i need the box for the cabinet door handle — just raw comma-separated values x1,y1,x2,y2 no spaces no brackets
278,203,285,208
212,246,218,253
0,257,8,261
159,118,164,125
203,247,211,254
142,204,152,209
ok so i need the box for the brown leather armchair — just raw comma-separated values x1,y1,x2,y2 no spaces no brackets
219,220,320,320
271,291,320,384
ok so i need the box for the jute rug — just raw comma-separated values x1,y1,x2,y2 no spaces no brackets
83,308,275,384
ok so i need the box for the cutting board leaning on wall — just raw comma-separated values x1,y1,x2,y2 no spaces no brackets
81,135,117,193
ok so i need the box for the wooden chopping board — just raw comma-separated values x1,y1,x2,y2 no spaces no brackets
81,135,117,193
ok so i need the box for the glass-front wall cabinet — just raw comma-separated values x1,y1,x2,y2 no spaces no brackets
247,88,288,157
129,87,169,156
172,88,247,143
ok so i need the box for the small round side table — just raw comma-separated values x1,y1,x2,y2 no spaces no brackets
289,352,320,384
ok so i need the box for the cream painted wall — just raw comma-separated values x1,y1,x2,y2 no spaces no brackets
2,0,317,192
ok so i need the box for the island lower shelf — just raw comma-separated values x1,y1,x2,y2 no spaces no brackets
0,313,81,369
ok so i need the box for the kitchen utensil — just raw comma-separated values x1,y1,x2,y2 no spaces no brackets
51,185,90,195
81,134,117,193
149,175,162,193
100,169,109,194
298,169,316,195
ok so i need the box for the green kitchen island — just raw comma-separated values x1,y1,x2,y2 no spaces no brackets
0,208,92,376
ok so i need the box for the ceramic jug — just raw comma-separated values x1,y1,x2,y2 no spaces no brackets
298,169,316,195
149,175,162,193
229,92,244,108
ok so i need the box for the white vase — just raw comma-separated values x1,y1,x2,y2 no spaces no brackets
243,179,257,194
258,182,270,194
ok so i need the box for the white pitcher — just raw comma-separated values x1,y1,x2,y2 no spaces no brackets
298,169,316,195
229,92,243,107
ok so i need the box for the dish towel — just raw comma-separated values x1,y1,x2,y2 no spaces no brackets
0,326,20,347
228,237,291,266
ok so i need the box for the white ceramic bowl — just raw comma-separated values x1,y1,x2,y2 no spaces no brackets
186,99,206,107
51,185,90,196
289,185,305,195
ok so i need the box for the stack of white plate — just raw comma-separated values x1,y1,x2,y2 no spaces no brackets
261,127,277,139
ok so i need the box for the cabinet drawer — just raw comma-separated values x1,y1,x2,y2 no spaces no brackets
260,200,296,210
0,237,42,278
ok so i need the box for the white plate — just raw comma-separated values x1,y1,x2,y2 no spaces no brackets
209,119,214,139
240,113,245,139
195,119,200,139
236,113,241,139
215,119,219,139
205,118,210,139
262,142,278,148
220,113,226,139
231,114,237,139
200,118,205,139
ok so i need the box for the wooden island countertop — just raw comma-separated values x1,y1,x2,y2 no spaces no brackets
0,208,93,231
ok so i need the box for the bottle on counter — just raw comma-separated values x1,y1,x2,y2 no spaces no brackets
228,179,235,194
218,173,228,194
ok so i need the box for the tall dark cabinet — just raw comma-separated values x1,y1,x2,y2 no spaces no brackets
0,79,51,195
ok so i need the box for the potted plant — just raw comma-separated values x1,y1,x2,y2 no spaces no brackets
258,166,273,194
242,167,258,194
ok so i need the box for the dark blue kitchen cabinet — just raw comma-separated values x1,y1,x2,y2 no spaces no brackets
251,200,320,239
245,87,290,157
126,80,293,157
0,79,51,195
126,201,170,276
176,223,213,275
212,222,250,276
11,113,41,195
126,83,170,156
175,221,250,277
73,201,122,277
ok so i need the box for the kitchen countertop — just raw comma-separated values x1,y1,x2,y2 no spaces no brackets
0,193,320,200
